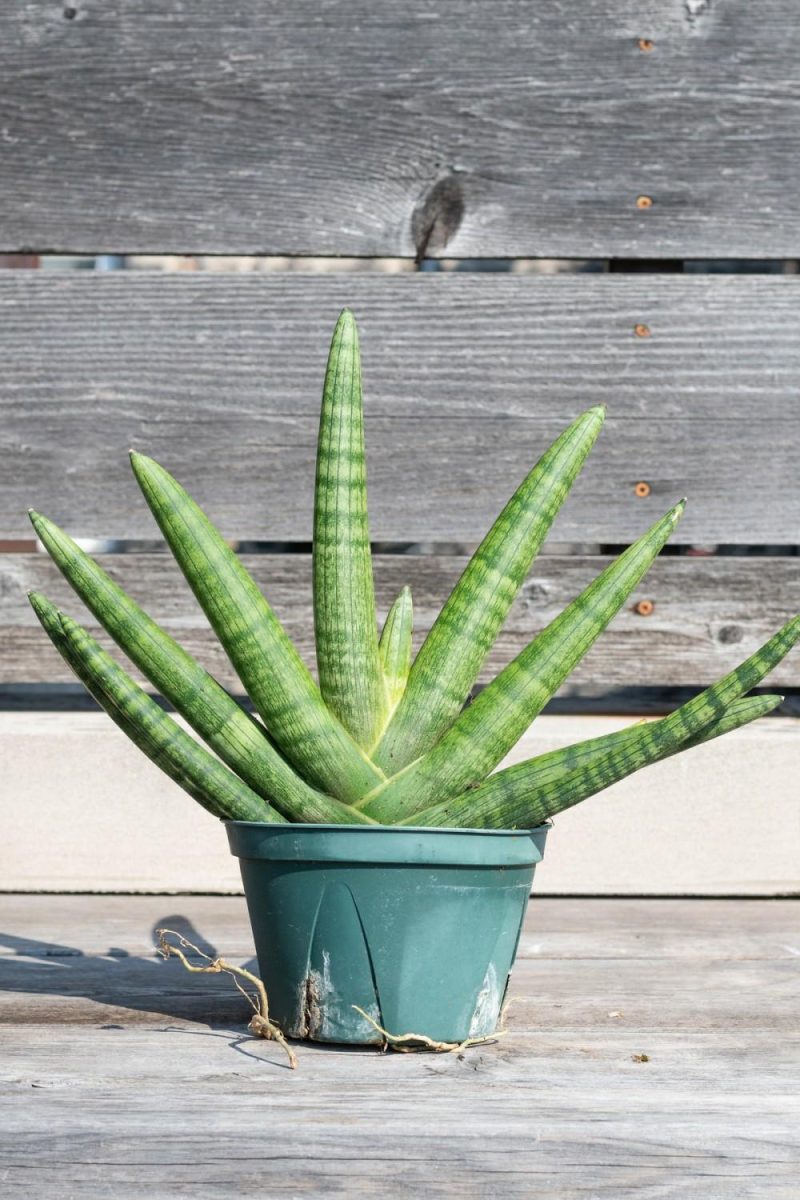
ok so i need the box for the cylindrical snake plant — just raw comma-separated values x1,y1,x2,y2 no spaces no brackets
30,309,799,830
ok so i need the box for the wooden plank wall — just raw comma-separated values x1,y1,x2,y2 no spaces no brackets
2,1,800,256
4,552,800,690
1,2,798,893
2,273,799,544
2,274,798,695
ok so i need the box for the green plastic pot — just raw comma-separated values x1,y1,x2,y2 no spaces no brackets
226,822,549,1046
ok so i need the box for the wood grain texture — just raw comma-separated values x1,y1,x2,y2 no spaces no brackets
4,273,800,542
3,1,800,256
0,897,798,1199
4,552,800,688
4,893,799,960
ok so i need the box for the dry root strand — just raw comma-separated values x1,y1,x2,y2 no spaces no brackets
156,928,297,1069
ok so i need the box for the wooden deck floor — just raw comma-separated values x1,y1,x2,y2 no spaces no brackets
0,895,798,1198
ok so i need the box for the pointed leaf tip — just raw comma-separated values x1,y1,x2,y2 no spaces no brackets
28,590,59,626
129,449,153,470
334,307,357,336
129,451,163,492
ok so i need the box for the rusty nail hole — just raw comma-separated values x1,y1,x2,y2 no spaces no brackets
634,481,651,498
638,38,655,51
63,5,77,17
634,323,651,338
636,195,653,209
635,599,655,617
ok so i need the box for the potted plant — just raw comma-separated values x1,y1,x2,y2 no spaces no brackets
29,311,799,1046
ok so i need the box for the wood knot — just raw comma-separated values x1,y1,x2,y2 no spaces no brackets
685,0,712,26
523,580,549,605
412,174,465,265
717,624,743,645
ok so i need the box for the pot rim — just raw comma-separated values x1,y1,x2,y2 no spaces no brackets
225,820,551,836
225,820,550,867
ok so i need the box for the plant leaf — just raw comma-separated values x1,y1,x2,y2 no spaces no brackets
409,692,785,829
373,406,605,773
410,613,800,828
360,501,685,821
130,452,384,804
28,511,373,826
378,586,413,718
313,309,385,747
29,592,283,824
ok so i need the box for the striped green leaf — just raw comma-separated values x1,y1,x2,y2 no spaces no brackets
378,586,413,719
28,511,373,826
373,406,605,773
427,612,799,830
360,501,685,822
29,592,282,825
411,691,785,830
130,452,385,804
410,614,800,828
314,309,385,748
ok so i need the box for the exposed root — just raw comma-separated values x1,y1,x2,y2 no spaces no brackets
156,928,297,1069
157,928,509,1064
352,1005,508,1054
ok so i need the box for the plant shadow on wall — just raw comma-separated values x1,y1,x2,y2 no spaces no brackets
0,917,300,1067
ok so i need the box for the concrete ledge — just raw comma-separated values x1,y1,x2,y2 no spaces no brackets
2,712,798,894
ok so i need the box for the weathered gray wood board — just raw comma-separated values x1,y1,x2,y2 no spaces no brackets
3,273,800,543
1,897,798,1198
4,894,799,960
4,551,799,688
3,1,800,257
